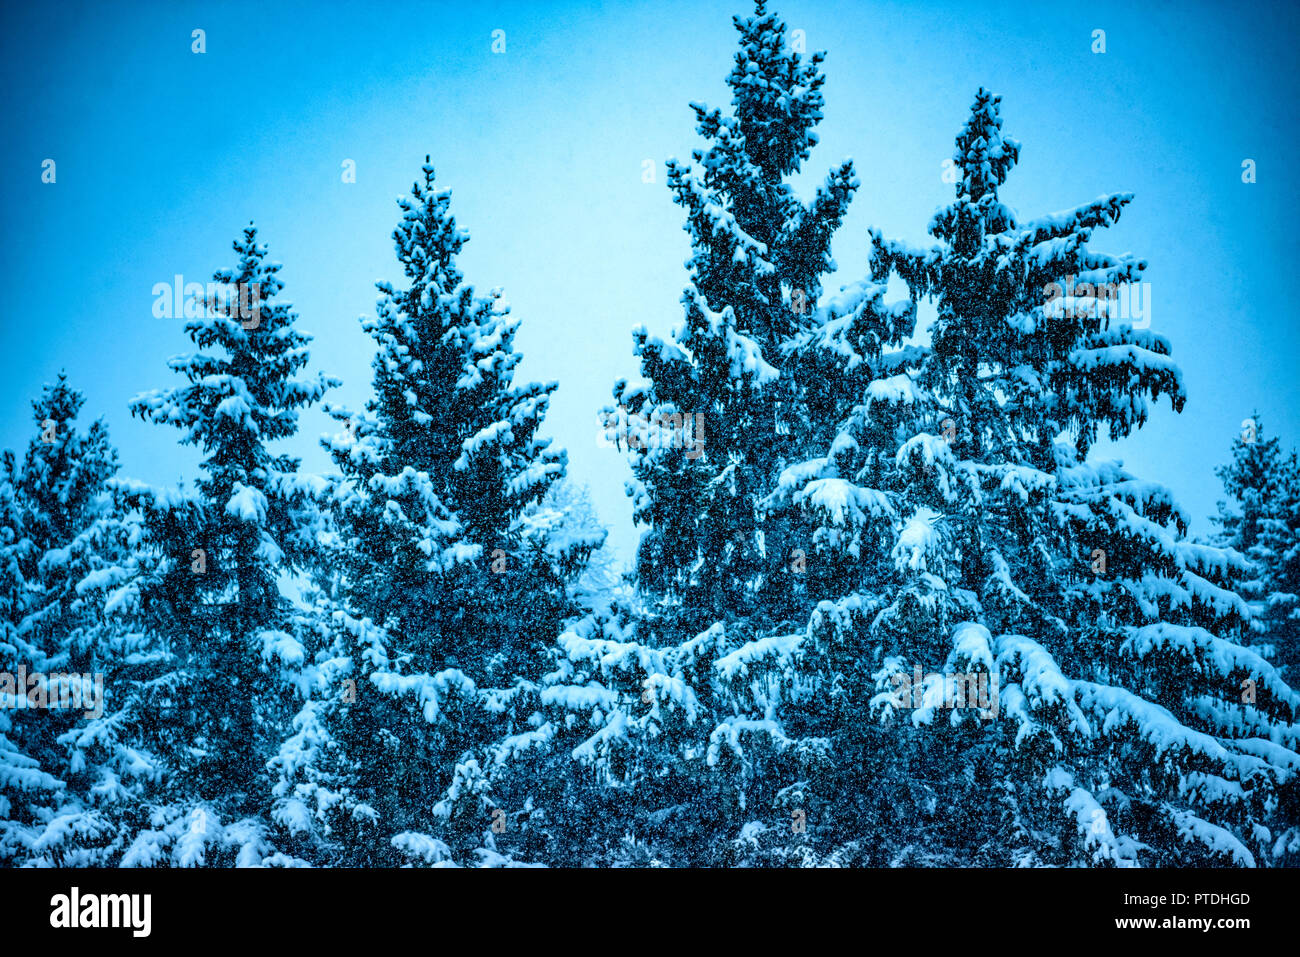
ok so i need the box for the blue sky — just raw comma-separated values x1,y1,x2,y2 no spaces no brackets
2,0,1297,565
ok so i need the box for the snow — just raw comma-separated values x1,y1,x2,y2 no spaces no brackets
893,507,945,573
225,483,268,523
794,478,893,528
391,832,452,865
867,374,924,406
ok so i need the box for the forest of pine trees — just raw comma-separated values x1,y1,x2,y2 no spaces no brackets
3,1,1297,868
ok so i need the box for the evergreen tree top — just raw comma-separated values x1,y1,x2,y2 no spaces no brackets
952,87,1021,205
722,0,828,180
393,157,470,294
325,158,564,550
873,89,1181,456
20,374,118,548
132,224,337,470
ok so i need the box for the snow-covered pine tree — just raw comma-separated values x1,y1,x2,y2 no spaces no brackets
486,0,914,865
1214,417,1300,690
116,225,340,865
520,478,622,612
1213,421,1300,862
0,377,147,864
0,435,62,862
834,88,1300,865
613,0,892,639
315,159,575,864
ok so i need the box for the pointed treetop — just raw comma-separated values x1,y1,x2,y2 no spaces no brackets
724,0,827,178
953,87,1021,203
20,374,118,543
131,226,335,461
224,223,285,301
30,371,84,427
392,158,467,293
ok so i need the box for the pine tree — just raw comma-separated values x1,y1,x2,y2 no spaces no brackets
314,159,575,864
520,478,622,612
1214,418,1300,685
487,0,915,865
0,445,62,862
0,377,142,864
833,88,1300,865
117,225,339,865
612,0,896,639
